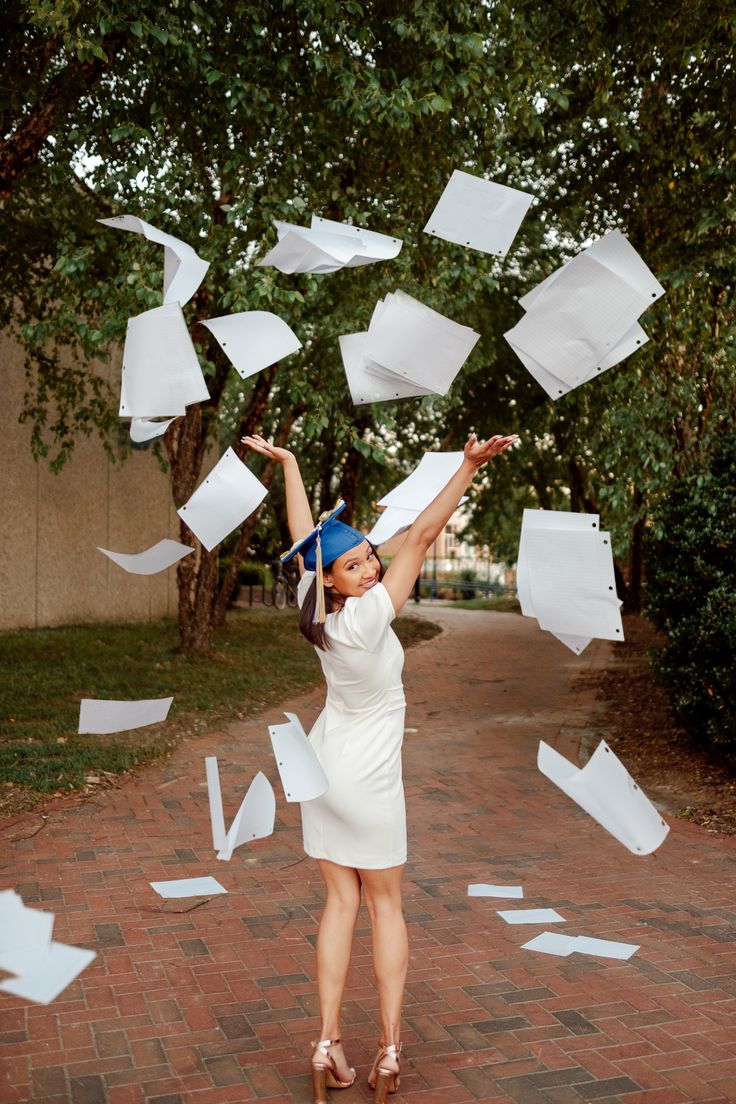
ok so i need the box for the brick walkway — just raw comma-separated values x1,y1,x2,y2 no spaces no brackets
2,608,735,1104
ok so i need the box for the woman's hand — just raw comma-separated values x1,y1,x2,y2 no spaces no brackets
463,432,519,470
241,433,294,465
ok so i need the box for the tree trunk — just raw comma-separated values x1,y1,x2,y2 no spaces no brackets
625,488,645,613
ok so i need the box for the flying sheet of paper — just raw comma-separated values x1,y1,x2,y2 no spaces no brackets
551,631,593,656
423,170,534,257
521,932,577,956
365,506,418,547
269,712,328,803
0,942,96,1005
129,416,179,443
505,253,650,386
78,697,173,735
364,290,480,396
340,333,433,404
177,448,268,552
98,214,210,306
205,758,276,861
378,452,468,512
0,895,54,957
120,303,209,418
525,528,623,640
149,877,227,899
97,539,194,576
201,311,302,380
497,909,565,925
258,217,402,273
467,884,524,898
538,739,670,855
516,508,600,617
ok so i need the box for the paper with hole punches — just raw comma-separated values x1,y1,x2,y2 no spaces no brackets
201,311,302,380
538,739,670,855
98,214,210,306
258,216,402,274
119,303,209,418
423,170,534,257
268,712,328,803
205,758,276,860
177,448,268,552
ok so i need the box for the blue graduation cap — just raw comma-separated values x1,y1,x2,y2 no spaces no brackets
281,501,366,622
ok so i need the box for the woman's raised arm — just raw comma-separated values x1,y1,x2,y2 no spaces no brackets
381,433,518,613
241,435,314,571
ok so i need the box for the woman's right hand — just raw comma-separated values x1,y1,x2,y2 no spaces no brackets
241,433,294,465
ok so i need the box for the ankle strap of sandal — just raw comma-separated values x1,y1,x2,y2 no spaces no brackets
313,1037,341,1057
378,1041,402,1058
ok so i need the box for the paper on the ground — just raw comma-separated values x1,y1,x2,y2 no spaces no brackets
424,170,534,257
205,758,276,860
97,539,194,576
258,217,402,274
268,712,328,802
378,452,468,512
467,884,524,898
497,908,566,925
0,893,54,957
129,416,179,443
120,303,209,417
98,214,210,306
149,877,227,899
538,739,669,855
364,290,480,397
340,333,433,404
0,942,96,1005
78,697,173,735
177,448,268,552
521,932,577,956
365,506,418,547
516,509,622,644
201,311,302,380
574,936,639,960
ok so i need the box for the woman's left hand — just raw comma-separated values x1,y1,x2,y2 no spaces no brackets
464,432,519,469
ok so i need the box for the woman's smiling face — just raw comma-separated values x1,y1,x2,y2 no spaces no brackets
324,540,380,599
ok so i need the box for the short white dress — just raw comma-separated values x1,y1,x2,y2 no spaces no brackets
297,571,407,869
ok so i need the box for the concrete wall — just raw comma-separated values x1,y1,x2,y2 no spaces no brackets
1,329,179,630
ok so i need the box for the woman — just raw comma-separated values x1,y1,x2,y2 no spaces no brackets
243,430,517,1104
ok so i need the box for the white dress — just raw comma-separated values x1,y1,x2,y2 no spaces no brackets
297,571,407,869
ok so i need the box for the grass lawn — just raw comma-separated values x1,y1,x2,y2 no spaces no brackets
448,595,521,612
0,609,440,814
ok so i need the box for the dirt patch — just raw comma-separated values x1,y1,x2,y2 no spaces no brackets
581,613,736,836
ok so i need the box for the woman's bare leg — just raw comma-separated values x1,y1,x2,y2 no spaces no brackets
360,864,407,1079
314,859,361,1080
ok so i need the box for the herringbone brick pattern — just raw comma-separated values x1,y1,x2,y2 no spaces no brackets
2,608,735,1103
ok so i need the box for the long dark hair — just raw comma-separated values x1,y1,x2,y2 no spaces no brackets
299,544,385,651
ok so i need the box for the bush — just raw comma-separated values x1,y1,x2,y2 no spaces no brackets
644,434,736,757
237,563,264,587
458,568,477,599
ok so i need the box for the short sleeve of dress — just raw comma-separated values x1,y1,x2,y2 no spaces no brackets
297,570,315,609
326,583,396,652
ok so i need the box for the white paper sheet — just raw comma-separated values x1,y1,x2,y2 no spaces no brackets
129,416,179,443
551,631,592,655
424,170,534,257
205,758,276,860
516,508,600,617
78,697,173,734
525,529,623,640
0,895,54,957
177,447,268,552
268,712,328,802
340,333,433,404
258,217,402,274
149,877,227,899
497,909,566,925
201,311,302,380
120,303,209,417
0,942,96,1005
574,936,639,960
538,739,670,855
97,539,194,576
521,932,577,956
98,214,210,306
378,452,467,512
467,884,524,898
365,506,418,547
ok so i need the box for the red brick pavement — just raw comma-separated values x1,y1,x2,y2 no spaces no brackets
2,608,735,1104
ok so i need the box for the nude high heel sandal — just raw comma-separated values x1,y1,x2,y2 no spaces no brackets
311,1038,356,1104
371,1041,402,1102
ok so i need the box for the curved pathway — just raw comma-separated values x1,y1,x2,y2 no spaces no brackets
1,608,735,1104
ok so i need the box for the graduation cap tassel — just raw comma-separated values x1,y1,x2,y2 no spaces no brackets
313,525,327,624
